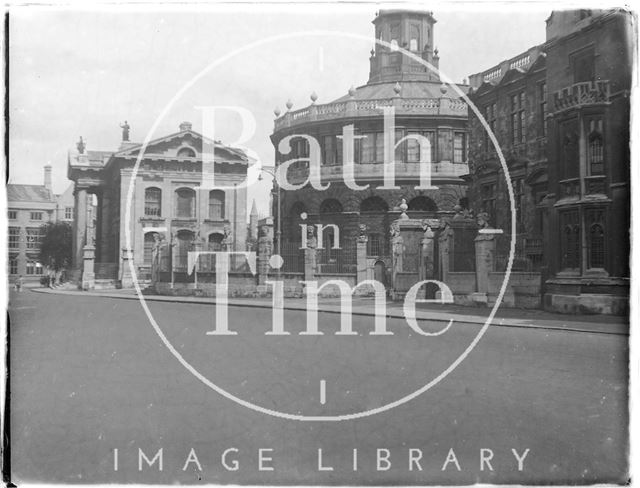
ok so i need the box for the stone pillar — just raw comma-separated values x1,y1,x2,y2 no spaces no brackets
257,236,273,286
304,234,317,281
438,226,453,285
420,226,435,282
192,240,203,287
119,248,134,289
81,245,95,290
73,187,88,277
356,236,368,283
473,231,496,304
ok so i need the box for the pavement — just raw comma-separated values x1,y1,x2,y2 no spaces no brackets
31,286,629,335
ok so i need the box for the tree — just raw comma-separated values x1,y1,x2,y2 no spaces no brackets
38,221,72,271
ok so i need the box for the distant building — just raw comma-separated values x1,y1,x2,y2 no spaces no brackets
467,9,632,314
7,165,75,284
66,121,253,287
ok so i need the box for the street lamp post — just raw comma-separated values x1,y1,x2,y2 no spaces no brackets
258,166,281,277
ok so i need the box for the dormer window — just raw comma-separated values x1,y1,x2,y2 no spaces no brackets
177,147,196,158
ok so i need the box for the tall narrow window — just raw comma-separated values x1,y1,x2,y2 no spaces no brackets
453,132,466,163
560,210,580,271
511,91,526,144
65,207,73,219
322,135,335,166
26,227,43,249
587,209,606,269
395,129,405,162
208,190,225,220
9,227,19,249
360,133,376,163
175,188,196,218
481,183,496,222
484,103,497,150
9,256,18,275
560,118,580,179
588,119,604,175
539,83,547,137
375,132,385,163
144,187,162,217
572,49,595,83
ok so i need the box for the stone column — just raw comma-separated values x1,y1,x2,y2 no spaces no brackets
438,226,453,285
257,236,273,286
119,248,134,289
304,235,317,282
73,187,88,277
420,226,435,282
192,240,203,287
473,231,496,304
81,245,95,290
356,235,368,283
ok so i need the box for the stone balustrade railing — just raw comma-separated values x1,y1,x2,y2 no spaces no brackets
274,96,468,132
281,160,469,185
553,80,611,111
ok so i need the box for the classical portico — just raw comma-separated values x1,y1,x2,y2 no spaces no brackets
67,122,252,289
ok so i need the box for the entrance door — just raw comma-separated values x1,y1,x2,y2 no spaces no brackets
374,260,387,287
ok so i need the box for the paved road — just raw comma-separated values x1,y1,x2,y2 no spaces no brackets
7,289,629,485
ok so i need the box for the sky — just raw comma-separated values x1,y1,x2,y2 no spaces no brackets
8,3,550,216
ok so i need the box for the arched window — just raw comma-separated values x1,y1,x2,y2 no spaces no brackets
208,232,224,251
177,147,196,158
209,190,225,220
175,230,194,270
589,131,604,175
319,198,343,214
144,187,162,217
143,232,159,265
175,188,196,218
360,196,388,214
407,196,438,212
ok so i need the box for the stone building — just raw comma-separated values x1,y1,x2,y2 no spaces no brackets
67,121,253,289
8,165,75,284
467,9,632,314
270,9,469,284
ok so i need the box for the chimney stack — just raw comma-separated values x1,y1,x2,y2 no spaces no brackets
44,164,52,192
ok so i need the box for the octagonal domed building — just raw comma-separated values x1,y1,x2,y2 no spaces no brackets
270,9,470,280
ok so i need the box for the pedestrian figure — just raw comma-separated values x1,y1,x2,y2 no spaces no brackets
15,275,23,292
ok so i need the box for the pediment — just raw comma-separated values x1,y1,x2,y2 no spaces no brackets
115,130,248,163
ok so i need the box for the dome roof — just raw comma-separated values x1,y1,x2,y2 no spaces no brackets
331,80,469,103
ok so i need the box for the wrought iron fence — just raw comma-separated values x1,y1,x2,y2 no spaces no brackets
317,244,356,274
278,241,305,273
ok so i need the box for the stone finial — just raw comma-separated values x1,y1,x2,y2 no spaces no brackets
434,47,439,57
310,91,318,103
348,85,356,98
274,107,281,117
286,99,293,110
393,82,401,95
399,198,409,219
76,136,86,154
440,83,448,95
370,48,375,57
463,77,468,85
179,121,193,131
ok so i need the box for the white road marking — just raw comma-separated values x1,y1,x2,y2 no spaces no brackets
320,379,326,405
